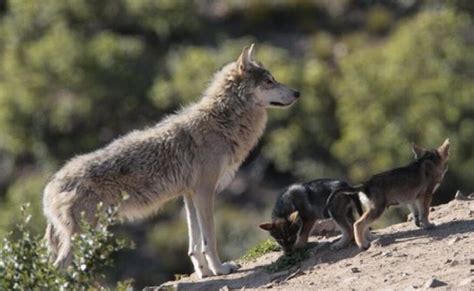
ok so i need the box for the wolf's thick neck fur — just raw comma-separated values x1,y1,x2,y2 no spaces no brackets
176,62,268,162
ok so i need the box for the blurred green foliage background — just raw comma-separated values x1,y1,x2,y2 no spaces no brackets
0,0,472,288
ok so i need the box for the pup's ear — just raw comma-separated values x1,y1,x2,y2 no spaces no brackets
288,211,300,224
236,43,255,75
259,222,274,231
412,143,426,159
437,138,450,159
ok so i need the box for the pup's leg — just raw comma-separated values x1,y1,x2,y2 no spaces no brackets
329,206,353,250
193,187,239,276
183,195,212,278
294,218,316,249
354,206,384,250
408,203,421,227
417,193,435,229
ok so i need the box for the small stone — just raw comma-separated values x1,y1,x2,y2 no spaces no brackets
309,282,315,286
449,260,459,267
263,282,274,288
424,278,448,288
448,236,461,245
371,238,382,248
351,267,361,273
402,272,409,277
219,286,230,291
271,270,289,281
455,190,466,200
382,251,393,257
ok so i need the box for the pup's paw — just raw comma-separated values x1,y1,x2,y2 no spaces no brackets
356,240,370,251
330,239,348,250
213,261,240,276
293,240,308,250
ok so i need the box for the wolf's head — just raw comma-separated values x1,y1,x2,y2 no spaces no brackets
259,211,302,254
412,138,450,183
235,44,300,108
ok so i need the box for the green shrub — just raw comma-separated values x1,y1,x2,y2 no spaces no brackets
0,203,133,290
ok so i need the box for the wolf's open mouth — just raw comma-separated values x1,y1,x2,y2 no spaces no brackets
270,101,289,107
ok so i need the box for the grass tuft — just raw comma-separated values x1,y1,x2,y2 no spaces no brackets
239,239,280,262
266,244,314,273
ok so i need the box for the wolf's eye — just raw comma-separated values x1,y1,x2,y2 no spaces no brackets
265,79,274,85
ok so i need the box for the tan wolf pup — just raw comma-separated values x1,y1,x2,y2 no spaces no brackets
42,44,300,278
334,139,450,250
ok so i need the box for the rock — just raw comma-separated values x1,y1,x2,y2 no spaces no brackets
448,236,461,245
382,251,393,257
423,278,448,288
271,270,289,281
219,286,230,291
370,251,382,257
455,190,467,200
370,238,382,248
351,267,361,273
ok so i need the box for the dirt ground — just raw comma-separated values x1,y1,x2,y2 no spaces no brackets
150,198,473,290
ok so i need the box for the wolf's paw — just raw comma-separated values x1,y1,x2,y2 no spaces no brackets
195,264,213,279
213,261,240,276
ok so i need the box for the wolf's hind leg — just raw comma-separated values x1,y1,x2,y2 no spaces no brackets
354,206,384,250
193,187,239,276
183,194,212,278
416,194,435,229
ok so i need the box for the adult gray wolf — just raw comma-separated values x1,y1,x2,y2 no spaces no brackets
42,44,300,278
259,178,363,254
334,139,450,250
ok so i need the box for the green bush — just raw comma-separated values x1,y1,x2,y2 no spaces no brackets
0,203,132,290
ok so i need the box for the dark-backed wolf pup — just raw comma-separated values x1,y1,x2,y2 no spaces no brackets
259,179,363,254
335,139,450,250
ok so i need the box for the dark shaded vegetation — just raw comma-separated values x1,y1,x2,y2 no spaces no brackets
0,0,472,288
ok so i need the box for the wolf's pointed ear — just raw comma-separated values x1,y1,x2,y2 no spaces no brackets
412,143,426,159
248,43,255,61
288,211,300,224
259,222,274,232
437,138,450,159
236,44,253,75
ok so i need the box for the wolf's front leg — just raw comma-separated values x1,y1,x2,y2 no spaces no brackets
193,188,239,276
183,195,213,278
416,195,435,230
408,203,421,227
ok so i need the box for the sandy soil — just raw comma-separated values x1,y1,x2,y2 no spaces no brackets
149,198,474,290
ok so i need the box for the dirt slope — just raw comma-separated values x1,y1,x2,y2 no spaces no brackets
150,199,473,290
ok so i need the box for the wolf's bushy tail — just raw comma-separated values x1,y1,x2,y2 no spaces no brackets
44,222,60,260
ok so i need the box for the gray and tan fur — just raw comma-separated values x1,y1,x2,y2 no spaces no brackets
43,44,300,278
335,139,450,250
